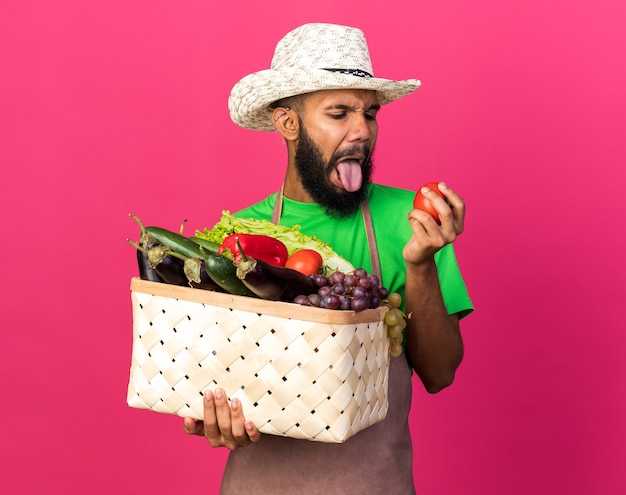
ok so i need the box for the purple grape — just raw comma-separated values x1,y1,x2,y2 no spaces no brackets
344,274,358,287
329,271,345,285
358,276,373,289
318,286,332,298
369,294,381,308
352,286,367,298
354,268,368,278
323,294,340,310
340,297,352,310
294,295,309,306
378,287,389,299
351,296,369,312
313,274,329,288
332,283,346,295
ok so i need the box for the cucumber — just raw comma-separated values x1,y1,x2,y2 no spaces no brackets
189,237,220,256
204,254,257,297
145,227,206,259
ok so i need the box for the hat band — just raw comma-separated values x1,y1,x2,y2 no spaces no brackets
322,68,373,78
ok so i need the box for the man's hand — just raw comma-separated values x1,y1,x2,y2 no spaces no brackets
183,388,261,450
402,182,466,392
403,182,465,266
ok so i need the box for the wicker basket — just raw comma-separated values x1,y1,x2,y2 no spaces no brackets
127,277,390,443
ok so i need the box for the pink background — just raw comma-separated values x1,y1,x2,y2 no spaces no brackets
2,1,624,494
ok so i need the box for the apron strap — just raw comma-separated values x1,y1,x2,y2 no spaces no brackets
271,187,382,283
360,198,382,283
271,184,284,225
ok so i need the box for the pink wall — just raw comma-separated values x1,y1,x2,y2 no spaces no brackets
2,1,624,494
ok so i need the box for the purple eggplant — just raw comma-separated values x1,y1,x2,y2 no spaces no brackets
136,249,163,282
143,245,187,286
184,257,225,292
154,253,188,286
130,213,163,282
127,240,186,286
235,239,317,301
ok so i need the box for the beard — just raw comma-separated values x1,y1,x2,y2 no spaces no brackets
294,125,374,218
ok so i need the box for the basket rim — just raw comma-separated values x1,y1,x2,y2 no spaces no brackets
130,277,387,324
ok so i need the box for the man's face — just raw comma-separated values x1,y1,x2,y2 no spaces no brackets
294,89,380,217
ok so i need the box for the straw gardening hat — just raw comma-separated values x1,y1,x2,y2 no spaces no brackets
228,23,422,131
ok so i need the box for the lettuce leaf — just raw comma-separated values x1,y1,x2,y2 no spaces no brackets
195,211,354,274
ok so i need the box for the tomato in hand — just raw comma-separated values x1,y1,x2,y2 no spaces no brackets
413,182,446,224
285,249,323,276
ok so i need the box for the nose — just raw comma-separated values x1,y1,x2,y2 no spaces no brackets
348,111,376,143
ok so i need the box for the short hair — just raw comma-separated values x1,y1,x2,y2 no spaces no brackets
269,94,306,112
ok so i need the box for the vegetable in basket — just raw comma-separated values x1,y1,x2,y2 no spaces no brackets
201,252,258,297
127,239,184,286
219,233,288,266
129,215,249,294
185,237,256,294
148,247,188,286
284,249,324,276
136,240,163,283
196,211,354,274
141,228,231,292
145,226,217,260
129,213,163,282
235,238,317,301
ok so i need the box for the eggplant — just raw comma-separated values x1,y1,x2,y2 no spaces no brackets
236,255,317,301
183,257,225,292
128,240,189,287
140,226,224,291
132,219,163,282
143,244,186,286
154,254,188,286
129,214,163,282
137,249,163,282
189,260,224,291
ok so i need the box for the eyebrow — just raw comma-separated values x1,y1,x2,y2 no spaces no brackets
327,103,381,112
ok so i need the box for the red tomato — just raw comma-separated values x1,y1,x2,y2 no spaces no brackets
285,249,323,276
413,182,446,224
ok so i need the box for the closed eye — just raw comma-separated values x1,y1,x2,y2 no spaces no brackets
327,106,379,121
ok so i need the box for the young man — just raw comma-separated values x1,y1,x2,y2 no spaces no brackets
184,23,473,493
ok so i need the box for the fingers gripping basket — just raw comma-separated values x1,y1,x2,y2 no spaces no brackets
127,278,390,443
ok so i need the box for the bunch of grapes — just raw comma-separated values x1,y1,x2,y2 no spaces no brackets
293,268,407,358
293,268,388,312
384,292,406,358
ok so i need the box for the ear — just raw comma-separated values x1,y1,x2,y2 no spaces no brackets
272,107,299,141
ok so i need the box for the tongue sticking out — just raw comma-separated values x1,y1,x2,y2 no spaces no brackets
336,160,363,192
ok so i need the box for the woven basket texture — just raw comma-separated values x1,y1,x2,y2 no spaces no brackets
127,278,390,443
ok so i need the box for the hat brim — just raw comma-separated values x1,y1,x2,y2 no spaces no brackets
228,68,421,131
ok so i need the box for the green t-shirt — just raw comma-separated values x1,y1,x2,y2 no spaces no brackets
234,183,473,318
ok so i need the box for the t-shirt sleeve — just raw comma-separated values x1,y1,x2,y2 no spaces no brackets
435,244,474,319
